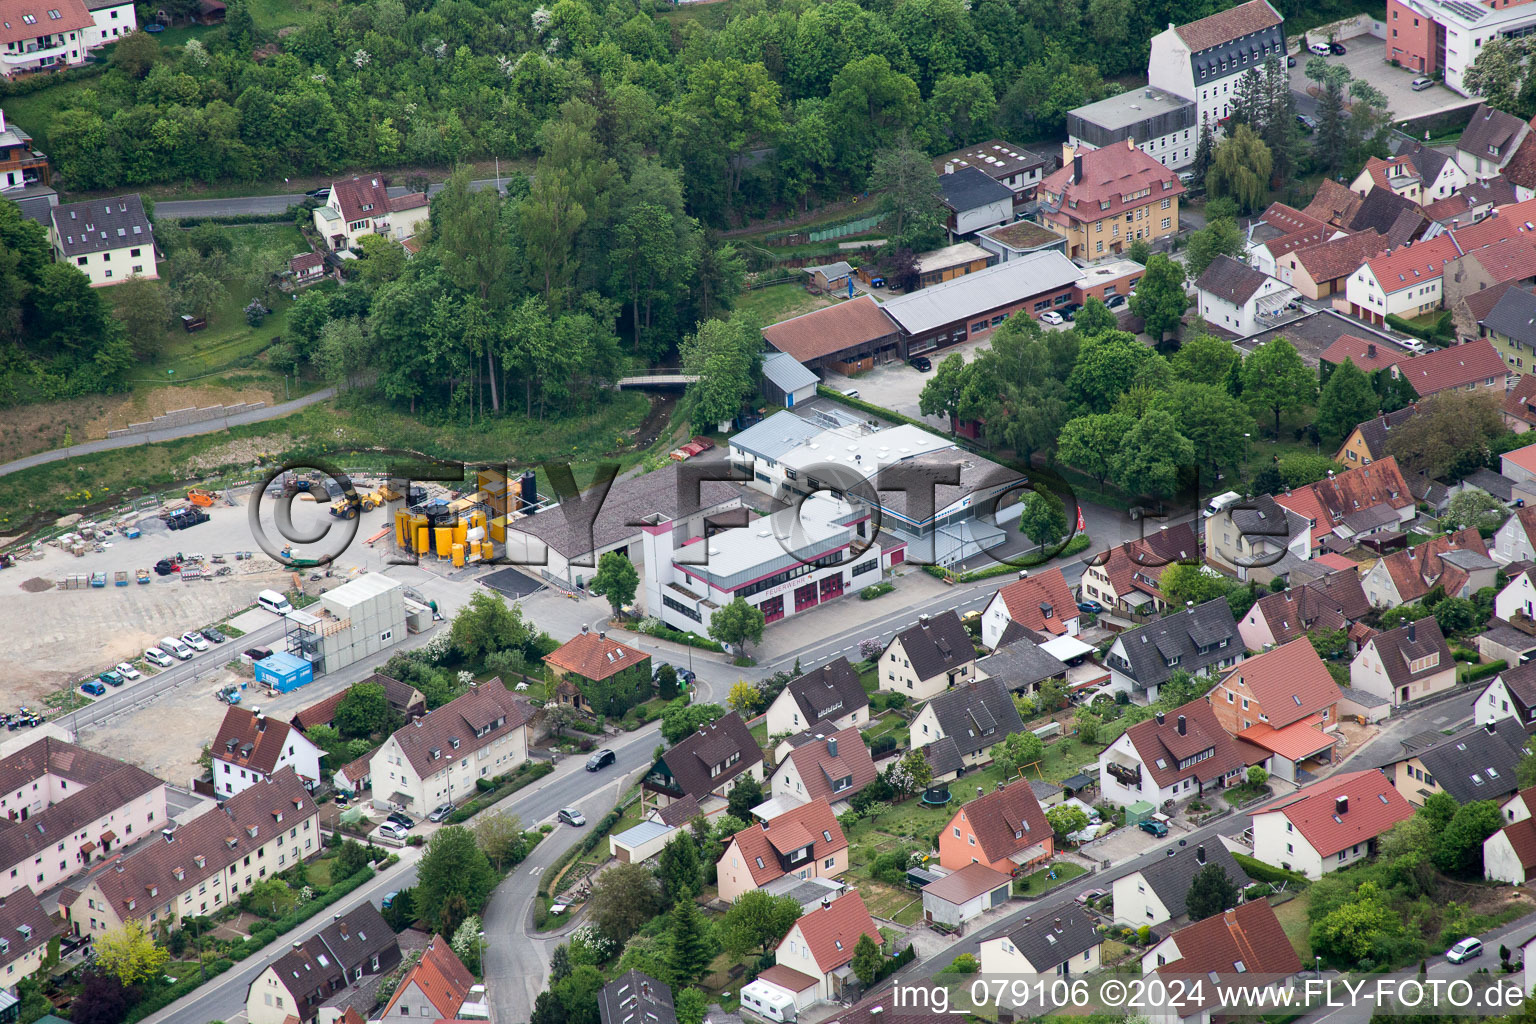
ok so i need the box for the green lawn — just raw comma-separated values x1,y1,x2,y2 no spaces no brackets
1272,893,1312,959
733,282,838,329
120,223,310,382
2,74,101,154
863,711,909,746
1013,861,1086,897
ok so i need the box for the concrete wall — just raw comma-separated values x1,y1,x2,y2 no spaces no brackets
106,403,267,439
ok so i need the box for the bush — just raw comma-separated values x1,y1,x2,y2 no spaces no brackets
476,778,496,793
860,582,895,600
1460,660,1506,684
870,847,913,885
869,734,898,757
1234,852,1310,887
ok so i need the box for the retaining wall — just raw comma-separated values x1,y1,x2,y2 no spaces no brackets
105,402,267,438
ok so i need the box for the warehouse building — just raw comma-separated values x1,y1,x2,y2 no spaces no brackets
284,574,407,676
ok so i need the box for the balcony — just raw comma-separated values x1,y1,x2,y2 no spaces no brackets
3,40,71,65
1105,760,1141,786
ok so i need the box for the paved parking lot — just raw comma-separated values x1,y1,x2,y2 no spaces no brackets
1289,33,1473,121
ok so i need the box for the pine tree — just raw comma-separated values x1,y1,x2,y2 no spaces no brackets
1193,118,1217,182
1228,67,1263,130
1315,76,1347,174
1259,58,1302,185
666,899,713,987
657,834,702,904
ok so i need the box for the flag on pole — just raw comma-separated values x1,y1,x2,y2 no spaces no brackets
1076,505,1086,532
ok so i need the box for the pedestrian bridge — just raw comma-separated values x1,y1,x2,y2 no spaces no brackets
614,369,700,389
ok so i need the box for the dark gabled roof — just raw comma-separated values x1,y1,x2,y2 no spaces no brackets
924,677,1026,760
50,195,153,257
1496,660,1536,708
1196,255,1271,306
1119,699,1258,790
938,166,1015,213
975,640,1069,692
260,903,400,1016
1413,717,1529,803
388,684,534,779
1135,841,1244,920
920,735,965,778
1348,188,1426,238
1459,105,1528,161
784,657,870,728
1349,404,1418,460
599,971,677,1024
1483,287,1536,347
1110,599,1239,690
1464,469,1517,502
657,712,763,801
1398,139,1453,185
889,611,974,682
1000,909,1100,971
0,885,55,972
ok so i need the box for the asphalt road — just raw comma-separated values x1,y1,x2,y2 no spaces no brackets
0,389,335,478
154,178,514,220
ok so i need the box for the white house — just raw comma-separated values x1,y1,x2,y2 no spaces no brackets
1347,618,1457,707
1146,0,1286,134
1474,663,1536,729
0,0,93,77
763,657,869,739
1249,770,1413,880
368,684,535,815
1140,902,1301,1024
81,0,135,48
769,893,881,1004
979,910,1102,978
311,175,430,251
1097,699,1257,809
979,568,1079,649
1484,788,1536,884
1494,569,1536,636
1454,105,1531,179
1344,235,1459,326
48,195,156,286
1111,841,1245,928
1193,255,1296,337
878,611,975,701
211,706,324,797
1492,508,1536,566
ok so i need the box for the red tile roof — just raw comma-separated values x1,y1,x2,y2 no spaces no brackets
1173,0,1282,50
725,799,848,888
213,707,307,776
1237,714,1335,761
381,935,475,1019
1459,236,1536,287
761,296,898,364
1314,553,1360,573
1377,528,1488,603
922,862,1012,905
1397,338,1511,396
1443,197,1536,252
1319,334,1409,372
1092,522,1200,602
1505,372,1536,427
1258,203,1328,236
1291,231,1387,284
1275,457,1414,535
329,176,426,224
782,728,879,804
1499,817,1536,872
1255,769,1414,856
1302,180,1363,227
0,0,93,45
1261,225,1332,261
947,781,1050,865
545,629,650,682
1217,639,1342,728
755,965,820,994
1361,155,1421,194
1363,235,1460,293
1122,698,1257,789
784,892,882,973
290,252,323,274
996,568,1076,636
1504,119,1536,191
1155,901,1301,1007
1041,142,1184,227
1507,441,1536,475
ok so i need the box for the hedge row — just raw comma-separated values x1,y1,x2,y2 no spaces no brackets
1459,659,1507,684
171,210,305,226
126,866,378,1022
1384,312,1452,344
445,760,555,824
0,60,103,96
1234,852,1310,887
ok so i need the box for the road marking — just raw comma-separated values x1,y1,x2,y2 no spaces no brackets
530,866,540,874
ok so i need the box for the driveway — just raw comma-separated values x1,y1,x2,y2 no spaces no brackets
1288,35,1472,120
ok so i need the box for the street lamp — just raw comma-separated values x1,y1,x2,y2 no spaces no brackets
477,930,486,979
1316,955,1322,978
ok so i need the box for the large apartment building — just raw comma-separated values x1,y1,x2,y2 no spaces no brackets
1147,0,1287,130
1387,0,1536,97
0,737,166,900
65,768,318,934
1037,142,1185,260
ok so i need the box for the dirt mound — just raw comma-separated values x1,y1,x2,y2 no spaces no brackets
19,577,53,593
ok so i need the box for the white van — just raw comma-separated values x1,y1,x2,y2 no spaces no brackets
1204,491,1242,518
257,589,294,615
159,636,194,661
739,980,798,1022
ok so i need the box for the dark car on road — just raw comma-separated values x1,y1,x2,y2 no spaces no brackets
908,355,932,372
80,681,106,696
386,812,415,830
586,748,616,772
1139,819,1169,837
1329,40,1346,54
1076,600,1104,615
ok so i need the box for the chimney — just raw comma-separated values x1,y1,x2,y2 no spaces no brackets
1176,714,1186,736
1335,795,1348,815
1155,712,1165,726
1368,343,1377,358
828,736,838,758
1487,721,1498,734
821,897,832,910
1054,917,1062,931
761,817,769,830
1196,844,1206,864
1126,138,1136,151
871,1009,884,1019
919,614,931,626
944,161,956,174
1073,153,1084,184
599,630,606,640
256,710,266,732
293,942,304,951
1407,621,1416,643
581,624,589,633
1187,601,1195,614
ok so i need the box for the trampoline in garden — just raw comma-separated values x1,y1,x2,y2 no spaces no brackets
920,784,952,805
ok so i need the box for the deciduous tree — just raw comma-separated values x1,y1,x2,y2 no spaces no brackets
1019,489,1069,547
707,597,766,658
1206,124,1273,213
718,890,802,956
590,863,663,942
1059,413,1134,487
416,826,496,934
1242,338,1315,437
94,921,168,986
1112,410,1196,499
590,550,640,617
1129,254,1187,345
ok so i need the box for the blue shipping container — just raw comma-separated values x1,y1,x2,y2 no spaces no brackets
253,651,314,692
